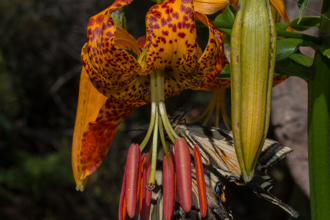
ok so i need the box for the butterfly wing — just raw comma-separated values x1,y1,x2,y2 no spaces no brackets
174,124,241,179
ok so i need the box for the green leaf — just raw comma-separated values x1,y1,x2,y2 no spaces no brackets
276,38,303,61
215,5,235,24
289,53,313,67
275,59,312,81
290,16,320,31
276,22,289,31
322,49,330,58
297,0,309,23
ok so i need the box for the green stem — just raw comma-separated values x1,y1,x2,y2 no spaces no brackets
308,1,330,219
148,106,159,186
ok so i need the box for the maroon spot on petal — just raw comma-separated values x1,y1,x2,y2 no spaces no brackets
178,32,186,38
180,5,186,12
88,18,95,26
162,30,169,36
161,18,167,26
172,24,177,32
96,15,104,24
173,12,179,19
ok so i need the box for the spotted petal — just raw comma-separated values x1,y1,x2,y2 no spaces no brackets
72,98,141,189
82,0,141,91
72,67,107,191
144,0,200,75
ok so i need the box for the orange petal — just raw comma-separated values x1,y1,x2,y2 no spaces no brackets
193,0,229,15
82,2,141,91
193,145,207,217
137,36,147,50
125,144,141,218
195,12,222,77
72,67,107,191
119,170,127,220
163,152,176,220
73,98,138,189
174,138,192,212
144,0,200,75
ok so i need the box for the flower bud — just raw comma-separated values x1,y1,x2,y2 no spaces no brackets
230,0,276,182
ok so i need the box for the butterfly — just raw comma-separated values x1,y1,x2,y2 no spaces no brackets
168,114,299,219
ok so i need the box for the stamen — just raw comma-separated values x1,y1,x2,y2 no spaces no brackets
163,152,176,220
141,153,152,220
125,144,141,218
174,138,192,212
194,145,207,217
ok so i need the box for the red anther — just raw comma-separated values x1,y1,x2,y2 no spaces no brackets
194,144,207,217
174,138,192,212
125,144,141,218
163,152,176,220
141,153,151,220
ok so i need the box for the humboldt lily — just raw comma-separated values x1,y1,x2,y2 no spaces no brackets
72,0,223,198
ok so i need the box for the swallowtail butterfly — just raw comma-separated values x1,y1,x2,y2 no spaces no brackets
170,114,299,218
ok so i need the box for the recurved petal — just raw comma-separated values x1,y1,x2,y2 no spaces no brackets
72,67,108,191
195,12,222,78
84,2,141,90
144,0,199,75
72,98,139,188
83,44,150,101
193,0,229,15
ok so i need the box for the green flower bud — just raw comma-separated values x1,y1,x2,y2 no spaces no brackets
230,0,276,182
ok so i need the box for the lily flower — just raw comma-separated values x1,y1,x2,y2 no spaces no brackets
72,0,223,197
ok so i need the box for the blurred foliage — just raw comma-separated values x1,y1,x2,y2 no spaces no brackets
0,0,309,219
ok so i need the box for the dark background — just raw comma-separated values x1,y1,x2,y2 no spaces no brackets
0,0,312,219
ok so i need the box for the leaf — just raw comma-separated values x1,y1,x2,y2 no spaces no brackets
276,22,289,31
297,0,309,24
276,38,303,61
289,53,313,67
290,16,320,31
275,59,312,81
322,49,330,59
214,5,235,25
